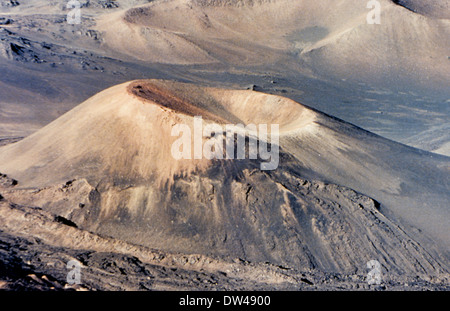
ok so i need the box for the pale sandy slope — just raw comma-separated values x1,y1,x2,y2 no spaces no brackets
1,0,448,156
0,79,318,187
0,80,448,275
97,0,450,88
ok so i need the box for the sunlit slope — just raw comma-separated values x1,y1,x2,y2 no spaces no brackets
0,80,448,264
97,0,449,88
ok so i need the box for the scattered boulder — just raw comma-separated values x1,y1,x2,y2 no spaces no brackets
0,18,13,25
0,0,19,7
79,0,119,9
54,215,78,228
0,173,18,188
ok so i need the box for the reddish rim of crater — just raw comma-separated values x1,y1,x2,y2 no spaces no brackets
127,81,228,123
